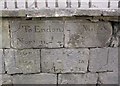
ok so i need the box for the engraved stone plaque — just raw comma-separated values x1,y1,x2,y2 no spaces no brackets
41,49,89,73
10,20,64,48
65,20,112,48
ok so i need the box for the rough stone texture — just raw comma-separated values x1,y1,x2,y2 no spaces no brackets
1,74,13,85
41,49,89,73
13,73,57,84
110,23,120,47
0,49,4,74
0,18,2,48
4,49,40,74
65,20,112,48
89,48,118,72
1,9,120,17
108,48,118,73
99,72,118,84
58,73,98,84
10,20,64,49
0,19,10,48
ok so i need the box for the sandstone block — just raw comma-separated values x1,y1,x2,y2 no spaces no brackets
1,74,13,85
13,73,57,84
58,73,98,84
89,48,118,72
0,19,10,48
0,49,4,74
5,49,40,74
41,49,89,73
65,20,112,48
10,20,64,49
99,72,118,84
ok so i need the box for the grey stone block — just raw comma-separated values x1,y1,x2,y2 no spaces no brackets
0,19,10,48
0,49,4,74
58,73,98,84
99,72,118,84
89,48,118,72
108,48,118,73
10,20,64,49
1,74,13,85
4,49,40,74
65,20,112,48
13,73,57,84
41,49,89,73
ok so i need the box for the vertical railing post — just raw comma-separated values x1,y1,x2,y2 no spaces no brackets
4,0,7,9
45,0,48,8
55,0,58,8
15,0,18,8
108,0,110,8
25,0,28,8
35,0,37,8
66,0,71,8
89,0,91,8
118,1,120,8
78,0,81,8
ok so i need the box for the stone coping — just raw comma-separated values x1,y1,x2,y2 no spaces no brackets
0,9,120,17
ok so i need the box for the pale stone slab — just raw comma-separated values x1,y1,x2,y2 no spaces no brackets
0,19,10,48
4,49,40,74
10,20,64,49
108,48,118,73
65,20,112,48
41,49,89,73
13,73,57,84
99,72,118,84
89,48,118,72
1,74,13,85
0,49,4,74
58,73,98,84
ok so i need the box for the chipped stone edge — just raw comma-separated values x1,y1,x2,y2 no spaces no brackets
0,9,120,17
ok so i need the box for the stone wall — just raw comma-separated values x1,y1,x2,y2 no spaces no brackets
0,17,119,85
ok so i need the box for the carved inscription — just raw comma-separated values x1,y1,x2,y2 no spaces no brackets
10,20,64,48
65,20,112,47
41,49,89,73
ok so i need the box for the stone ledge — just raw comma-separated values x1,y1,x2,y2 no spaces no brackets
0,9,120,17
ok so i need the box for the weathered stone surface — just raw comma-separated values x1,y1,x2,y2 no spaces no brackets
0,18,2,48
5,49,40,74
89,48,118,72
1,74,13,85
10,20,64,48
65,20,112,48
0,49,4,74
58,73,98,84
0,19,10,48
108,48,118,73
110,23,120,47
41,49,89,73
13,73,57,84
99,72,118,84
